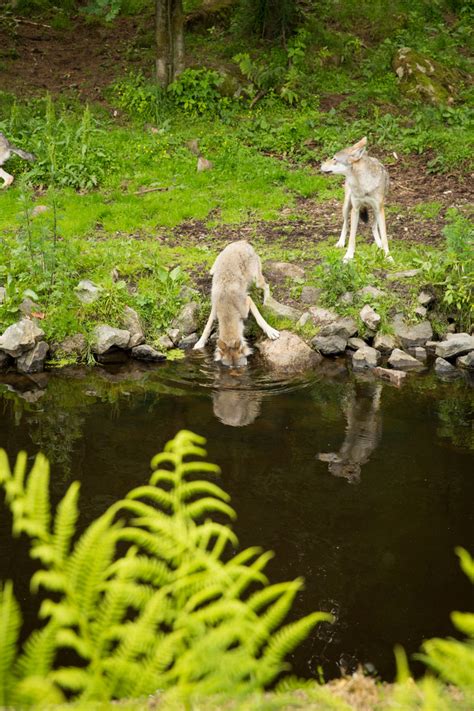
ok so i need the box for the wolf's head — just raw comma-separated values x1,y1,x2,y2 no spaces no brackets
215,338,252,368
320,137,367,175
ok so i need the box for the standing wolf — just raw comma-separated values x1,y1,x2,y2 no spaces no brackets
194,240,280,367
0,132,36,188
320,137,391,262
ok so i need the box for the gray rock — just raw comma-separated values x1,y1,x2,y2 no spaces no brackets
435,334,474,359
373,333,398,354
19,298,41,317
456,351,474,370
31,204,49,217
339,291,354,305
425,340,439,354
0,286,5,304
92,325,131,355
392,47,458,105
0,319,44,357
308,306,338,327
347,337,367,350
131,345,166,362
52,333,87,359
319,316,358,340
311,335,347,355
418,290,435,306
179,333,199,348
360,304,381,331
386,269,421,280
357,286,386,300
415,306,427,318
265,261,305,281
122,306,145,348
411,347,427,363
392,319,433,348
172,302,200,336
166,328,181,345
179,285,200,301
296,312,311,328
434,357,457,375
157,334,175,350
16,341,49,374
258,330,322,372
264,295,302,323
300,286,322,305
352,346,381,370
75,280,102,304
373,367,407,386
388,348,424,371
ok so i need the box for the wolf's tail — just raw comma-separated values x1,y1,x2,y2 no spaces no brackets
11,147,36,162
360,206,369,223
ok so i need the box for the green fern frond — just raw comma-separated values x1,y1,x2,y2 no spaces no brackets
15,622,60,680
126,485,173,510
29,543,55,565
0,581,21,707
12,675,65,707
30,570,67,594
248,582,301,614
25,453,51,538
55,630,92,660
185,497,236,521
38,601,79,626
53,481,80,564
49,667,90,692
0,449,12,485
106,555,171,586
10,451,28,499
249,581,303,653
179,461,221,477
455,547,474,584
451,611,474,638
179,480,231,503
257,612,334,686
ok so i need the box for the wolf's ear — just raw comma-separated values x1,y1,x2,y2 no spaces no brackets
348,136,367,162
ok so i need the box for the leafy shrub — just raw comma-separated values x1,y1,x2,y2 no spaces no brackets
0,430,331,707
167,68,227,114
111,71,170,123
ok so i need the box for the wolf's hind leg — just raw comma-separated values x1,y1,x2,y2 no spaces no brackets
248,297,279,340
194,305,216,349
0,168,14,188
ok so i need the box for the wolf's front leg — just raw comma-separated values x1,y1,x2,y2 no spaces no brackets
248,297,280,340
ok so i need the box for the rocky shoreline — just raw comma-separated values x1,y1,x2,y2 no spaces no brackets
1,271,473,383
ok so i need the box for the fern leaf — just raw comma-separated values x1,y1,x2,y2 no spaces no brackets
30,570,67,594
25,453,51,539
456,546,474,584
106,556,171,587
38,601,79,626
12,675,65,707
126,485,173,510
148,469,176,487
29,543,55,565
249,581,303,653
0,449,12,485
11,451,28,498
179,461,221,478
15,622,60,679
114,526,179,560
257,612,333,686
0,581,21,707
53,481,80,564
179,480,231,503
55,630,92,660
248,582,301,613
451,610,474,638
49,667,90,692
185,497,236,521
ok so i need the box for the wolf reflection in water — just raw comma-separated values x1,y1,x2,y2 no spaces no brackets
318,381,382,484
212,370,263,427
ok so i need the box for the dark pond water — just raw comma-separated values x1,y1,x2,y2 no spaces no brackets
1,353,473,682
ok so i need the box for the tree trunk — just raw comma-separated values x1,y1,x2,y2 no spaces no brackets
155,0,185,88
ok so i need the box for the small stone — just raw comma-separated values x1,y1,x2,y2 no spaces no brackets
122,306,145,348
31,204,49,217
308,306,338,327
300,286,322,305
425,340,439,354
434,357,457,375
418,290,435,306
75,280,102,304
456,351,474,370
347,337,367,350
179,333,199,348
258,330,322,372
338,291,354,305
357,286,386,299
373,366,407,386
0,286,5,304
392,319,433,348
296,312,311,328
0,319,44,357
319,317,358,339
435,334,474,359
157,334,175,350
265,261,306,281
131,345,166,362
16,341,49,374
311,335,347,355
92,325,131,355
373,333,398,354
386,269,421,280
352,346,381,370
166,328,181,345
19,298,42,317
412,347,427,362
264,295,302,322
172,302,200,336
197,156,213,172
388,348,424,371
360,304,381,331
51,333,87,359
415,306,427,318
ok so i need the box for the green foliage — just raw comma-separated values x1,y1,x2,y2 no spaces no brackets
111,72,171,124
168,68,228,115
0,431,332,707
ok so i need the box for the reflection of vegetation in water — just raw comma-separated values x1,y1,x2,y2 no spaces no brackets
437,396,474,451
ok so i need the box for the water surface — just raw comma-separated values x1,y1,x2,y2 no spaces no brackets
1,354,473,681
